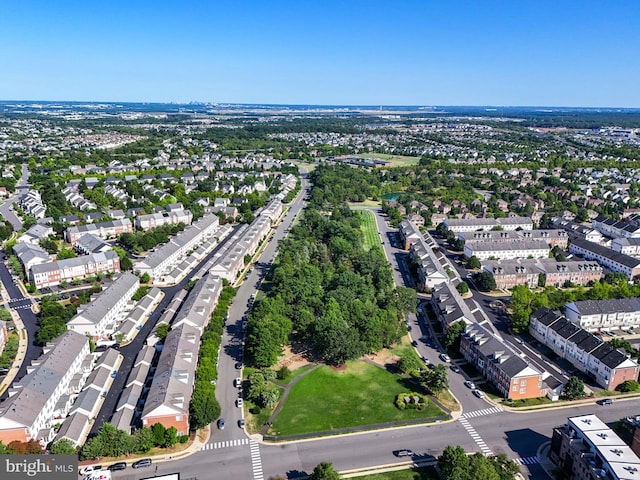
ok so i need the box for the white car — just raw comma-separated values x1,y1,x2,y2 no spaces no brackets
234,377,242,388
464,380,475,389
236,398,243,408
472,389,485,399
79,466,103,476
439,353,451,362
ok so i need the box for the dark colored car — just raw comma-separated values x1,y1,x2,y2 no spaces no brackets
217,418,225,430
132,458,152,469
107,462,127,471
393,449,413,457
597,398,613,406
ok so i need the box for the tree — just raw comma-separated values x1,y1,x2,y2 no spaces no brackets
444,320,466,348
140,272,150,283
49,438,76,455
438,445,469,479
617,380,640,392
422,364,449,394
155,323,170,341
475,271,497,292
562,376,585,400
56,248,77,260
310,462,340,480
189,381,221,430
456,282,469,295
397,352,423,374
120,255,133,271
466,255,481,270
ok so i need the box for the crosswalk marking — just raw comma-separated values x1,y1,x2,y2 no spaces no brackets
460,406,503,419
459,417,493,455
513,456,539,466
200,438,250,450
250,440,264,480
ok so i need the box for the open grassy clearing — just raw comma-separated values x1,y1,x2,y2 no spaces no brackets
358,210,383,252
355,153,420,167
354,466,438,480
270,361,445,436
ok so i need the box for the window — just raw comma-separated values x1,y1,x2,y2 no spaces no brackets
512,385,517,391
520,387,526,394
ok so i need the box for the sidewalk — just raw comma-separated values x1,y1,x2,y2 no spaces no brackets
0,282,29,396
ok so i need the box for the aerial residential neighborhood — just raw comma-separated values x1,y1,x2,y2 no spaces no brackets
0,102,640,480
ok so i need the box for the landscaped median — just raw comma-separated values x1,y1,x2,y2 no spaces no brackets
258,360,449,440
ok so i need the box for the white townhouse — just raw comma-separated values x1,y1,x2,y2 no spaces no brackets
564,298,640,331
0,331,89,445
66,272,140,340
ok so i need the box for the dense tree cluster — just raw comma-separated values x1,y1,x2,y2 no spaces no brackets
36,296,79,344
118,223,186,254
246,165,416,367
80,422,185,460
438,445,520,480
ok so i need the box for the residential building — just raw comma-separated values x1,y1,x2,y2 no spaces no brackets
65,219,133,243
430,282,475,331
565,299,640,332
483,258,603,290
530,308,640,390
135,205,193,231
569,237,640,281
551,217,605,244
401,220,450,290
550,414,640,480
141,323,199,435
0,331,89,445
611,237,640,257
618,415,640,458
17,224,54,245
444,216,533,233
460,323,548,400
460,229,568,249
30,250,121,289
66,272,139,340
12,242,50,276
464,239,550,261
73,233,112,255
592,214,640,239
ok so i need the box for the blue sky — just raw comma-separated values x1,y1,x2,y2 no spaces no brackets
1,0,639,106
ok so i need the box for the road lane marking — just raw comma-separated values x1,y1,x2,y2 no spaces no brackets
459,417,493,455
460,406,503,419
250,440,264,480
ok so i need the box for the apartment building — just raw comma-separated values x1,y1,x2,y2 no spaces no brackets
592,214,640,239
461,229,568,249
66,272,140,340
30,250,121,289
0,331,89,444
530,308,639,390
399,219,450,290
550,414,640,480
141,323,199,436
611,237,640,257
135,205,193,231
65,218,133,243
569,237,640,281
483,258,603,290
12,242,50,276
464,239,550,261
260,198,283,223
135,213,220,283
564,298,640,332
430,282,475,331
551,217,605,244
444,215,533,233
460,323,548,400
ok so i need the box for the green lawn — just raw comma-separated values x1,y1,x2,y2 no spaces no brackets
270,361,445,436
358,210,383,252
355,466,438,480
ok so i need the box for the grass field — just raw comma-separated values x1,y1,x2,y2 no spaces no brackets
355,153,420,167
358,210,383,252
270,361,445,436
356,466,438,480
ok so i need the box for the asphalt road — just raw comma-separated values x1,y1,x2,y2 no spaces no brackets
0,163,29,231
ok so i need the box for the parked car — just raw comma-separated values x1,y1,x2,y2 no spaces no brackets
393,449,413,457
597,398,613,406
236,398,243,408
234,377,242,388
464,380,475,389
79,466,103,476
132,458,152,469
439,353,451,362
217,418,225,430
472,389,485,398
238,419,245,428
235,361,243,369
107,462,127,471
450,365,461,373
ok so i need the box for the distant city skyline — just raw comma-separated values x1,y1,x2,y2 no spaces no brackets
1,0,639,107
